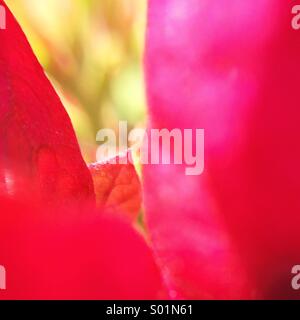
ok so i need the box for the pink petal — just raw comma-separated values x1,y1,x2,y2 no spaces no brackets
144,0,300,298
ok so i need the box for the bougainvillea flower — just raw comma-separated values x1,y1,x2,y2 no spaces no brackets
0,1,163,299
144,0,300,299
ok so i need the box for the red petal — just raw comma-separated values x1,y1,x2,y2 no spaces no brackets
145,0,300,298
0,1,94,204
88,153,142,221
0,197,165,299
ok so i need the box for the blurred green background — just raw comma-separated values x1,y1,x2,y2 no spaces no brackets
6,0,147,163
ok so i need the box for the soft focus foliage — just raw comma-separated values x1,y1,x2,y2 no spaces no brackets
6,0,147,162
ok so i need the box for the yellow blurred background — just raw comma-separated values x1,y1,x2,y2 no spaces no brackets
6,0,147,163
